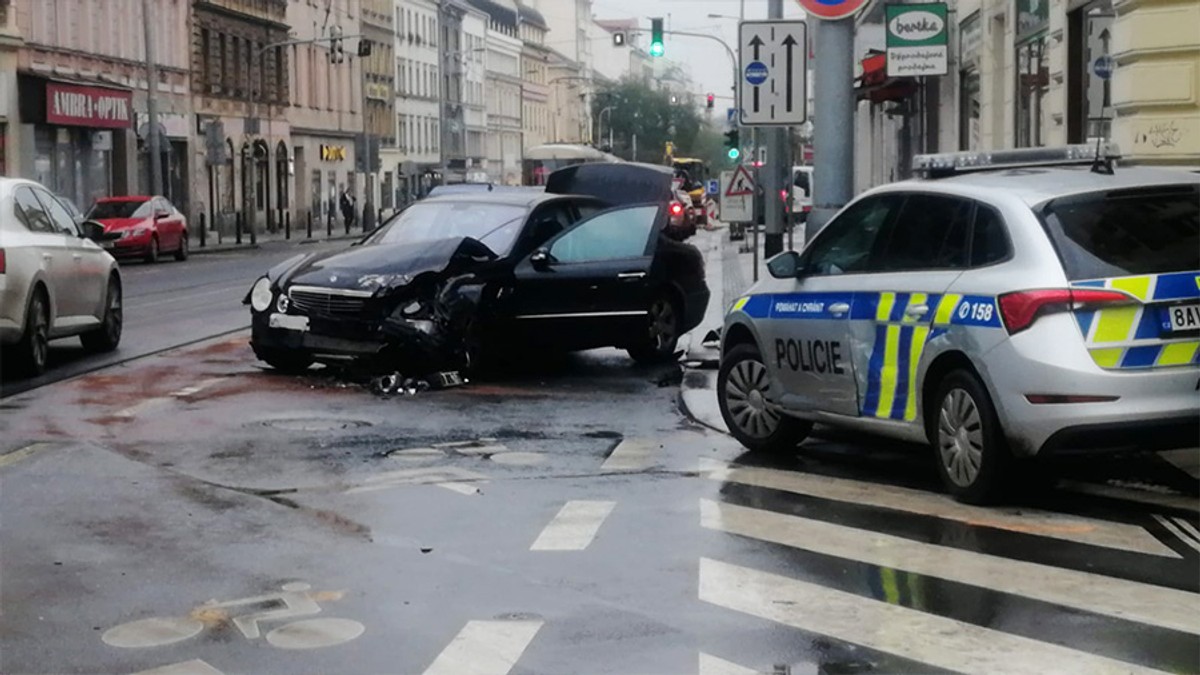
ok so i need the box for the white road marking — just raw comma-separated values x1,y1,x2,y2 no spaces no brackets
530,500,616,551
601,438,656,471
102,616,204,648
699,558,1171,675
1172,516,1200,545
0,442,54,469
701,459,1180,558
437,481,483,496
347,467,489,494
132,660,225,675
1060,480,1200,514
114,379,226,418
421,620,543,675
701,499,1200,635
1159,449,1200,479
490,452,545,466
699,652,761,675
264,617,366,649
1152,514,1200,553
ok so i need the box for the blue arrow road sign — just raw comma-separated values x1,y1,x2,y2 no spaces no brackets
1093,55,1114,80
744,61,768,86
706,179,720,196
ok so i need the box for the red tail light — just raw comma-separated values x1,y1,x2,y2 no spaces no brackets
0,248,5,274
997,288,1134,334
670,202,683,216
779,189,788,201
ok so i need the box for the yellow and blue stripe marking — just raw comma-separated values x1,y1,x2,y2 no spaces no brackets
1072,271,1200,370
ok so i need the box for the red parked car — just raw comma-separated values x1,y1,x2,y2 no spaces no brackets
86,196,189,263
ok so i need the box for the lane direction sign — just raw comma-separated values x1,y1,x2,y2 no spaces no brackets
738,20,809,126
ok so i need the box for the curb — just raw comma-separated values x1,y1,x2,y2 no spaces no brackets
188,232,362,255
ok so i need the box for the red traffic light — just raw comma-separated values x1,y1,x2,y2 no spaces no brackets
706,93,715,109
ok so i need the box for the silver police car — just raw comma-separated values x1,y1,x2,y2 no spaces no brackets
718,146,1200,504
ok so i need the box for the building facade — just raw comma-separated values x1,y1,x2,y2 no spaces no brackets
532,0,594,142
387,0,441,205
853,0,1199,192
469,0,524,184
440,1,467,182
285,0,362,230
361,0,395,217
191,0,290,237
518,2,551,153
462,5,489,182
9,0,192,215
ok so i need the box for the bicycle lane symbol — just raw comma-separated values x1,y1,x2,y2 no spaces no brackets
102,582,365,664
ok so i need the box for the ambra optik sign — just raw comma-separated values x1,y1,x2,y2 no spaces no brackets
886,3,949,77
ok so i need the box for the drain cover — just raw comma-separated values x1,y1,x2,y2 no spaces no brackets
263,418,372,432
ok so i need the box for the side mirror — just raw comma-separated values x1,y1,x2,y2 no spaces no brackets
767,250,804,279
530,248,553,270
81,220,105,240
154,210,169,220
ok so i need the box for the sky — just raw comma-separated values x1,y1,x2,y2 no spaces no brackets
591,0,809,109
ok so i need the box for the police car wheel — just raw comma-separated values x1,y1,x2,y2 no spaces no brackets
931,370,1011,504
718,344,812,452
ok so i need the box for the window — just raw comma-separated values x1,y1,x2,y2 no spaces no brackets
969,205,1010,267
369,202,527,255
35,188,80,236
875,194,973,271
1016,37,1048,147
802,195,903,276
1038,185,1199,279
549,205,659,263
13,187,56,233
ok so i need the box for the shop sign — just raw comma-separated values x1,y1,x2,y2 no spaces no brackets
886,3,949,77
45,83,132,129
959,12,982,68
1016,0,1049,42
320,144,347,162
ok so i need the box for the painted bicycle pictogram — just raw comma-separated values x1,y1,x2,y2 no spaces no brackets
102,582,365,651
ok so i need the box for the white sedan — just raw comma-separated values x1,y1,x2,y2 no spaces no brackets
0,178,123,377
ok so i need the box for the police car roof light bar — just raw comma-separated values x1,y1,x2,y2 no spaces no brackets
913,143,1122,179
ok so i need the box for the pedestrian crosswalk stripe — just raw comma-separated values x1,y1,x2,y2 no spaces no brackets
700,459,1181,558
421,620,543,675
698,652,759,675
531,500,616,551
698,558,1172,675
1059,480,1200,514
602,438,656,471
701,499,1200,635
1153,514,1200,554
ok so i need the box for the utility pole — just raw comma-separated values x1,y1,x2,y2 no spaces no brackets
808,18,855,241
762,0,788,258
141,0,162,197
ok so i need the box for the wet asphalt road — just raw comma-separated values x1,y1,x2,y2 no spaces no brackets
1,326,1198,674
0,239,347,399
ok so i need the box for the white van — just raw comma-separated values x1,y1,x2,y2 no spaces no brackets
789,165,813,222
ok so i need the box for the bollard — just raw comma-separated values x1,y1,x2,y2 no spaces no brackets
235,212,243,245
285,210,291,240
307,211,313,239
344,211,351,235
327,209,333,237
199,212,207,248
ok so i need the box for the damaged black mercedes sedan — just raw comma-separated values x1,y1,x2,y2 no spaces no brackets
245,164,710,374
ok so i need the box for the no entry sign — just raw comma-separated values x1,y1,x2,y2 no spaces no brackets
795,0,868,20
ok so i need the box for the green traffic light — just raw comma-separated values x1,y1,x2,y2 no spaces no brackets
650,41,664,57
728,148,740,160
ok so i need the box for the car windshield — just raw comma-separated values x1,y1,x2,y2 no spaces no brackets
368,201,528,255
88,200,151,220
1038,184,1199,279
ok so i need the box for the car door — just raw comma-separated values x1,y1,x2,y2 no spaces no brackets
153,198,181,250
763,194,905,416
12,186,74,326
506,204,662,350
34,187,108,320
845,192,975,423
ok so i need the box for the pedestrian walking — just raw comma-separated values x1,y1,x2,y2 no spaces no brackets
339,187,357,229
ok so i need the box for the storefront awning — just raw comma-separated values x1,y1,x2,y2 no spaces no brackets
855,51,919,104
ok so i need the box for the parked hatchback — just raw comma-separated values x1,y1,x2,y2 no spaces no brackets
0,178,123,377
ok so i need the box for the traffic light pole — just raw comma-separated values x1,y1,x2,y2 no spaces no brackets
762,0,787,259
631,28,739,101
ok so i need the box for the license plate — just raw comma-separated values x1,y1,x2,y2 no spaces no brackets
268,313,309,332
1164,303,1200,333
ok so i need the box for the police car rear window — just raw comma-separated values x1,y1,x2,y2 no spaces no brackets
1037,184,1199,280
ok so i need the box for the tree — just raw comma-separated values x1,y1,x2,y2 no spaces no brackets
592,76,705,164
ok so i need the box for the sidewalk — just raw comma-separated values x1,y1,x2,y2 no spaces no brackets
680,222,770,434
187,221,369,255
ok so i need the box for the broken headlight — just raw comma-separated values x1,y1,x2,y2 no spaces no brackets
401,300,425,317
250,277,273,312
